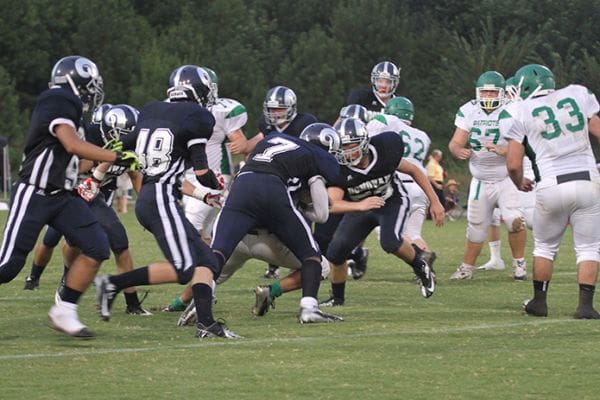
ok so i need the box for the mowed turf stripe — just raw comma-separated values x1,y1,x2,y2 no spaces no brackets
0,318,572,360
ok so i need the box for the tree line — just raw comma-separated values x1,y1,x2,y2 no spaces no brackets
2,0,600,174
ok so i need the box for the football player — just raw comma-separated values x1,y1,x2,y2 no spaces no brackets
95,65,240,339
321,118,444,306
502,64,600,318
347,61,401,113
210,123,371,323
244,86,318,280
0,56,138,338
367,96,432,251
448,71,527,281
181,66,248,241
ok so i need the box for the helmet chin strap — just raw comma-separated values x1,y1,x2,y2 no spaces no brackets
65,74,80,97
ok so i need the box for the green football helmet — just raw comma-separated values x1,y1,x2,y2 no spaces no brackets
514,64,555,100
384,96,414,124
200,66,219,105
475,71,505,112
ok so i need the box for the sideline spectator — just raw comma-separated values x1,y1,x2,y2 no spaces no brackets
426,149,446,208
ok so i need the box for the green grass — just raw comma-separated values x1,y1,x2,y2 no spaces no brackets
0,211,598,399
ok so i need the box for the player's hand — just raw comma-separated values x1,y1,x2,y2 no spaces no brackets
203,192,223,208
484,143,507,156
358,196,385,211
114,151,139,171
196,169,225,190
77,177,100,202
104,138,123,152
429,201,445,227
518,178,534,192
456,148,472,160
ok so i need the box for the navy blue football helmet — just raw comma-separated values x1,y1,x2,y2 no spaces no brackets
50,55,104,112
167,65,212,106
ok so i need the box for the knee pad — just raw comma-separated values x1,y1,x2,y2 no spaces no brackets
466,222,487,243
533,244,558,262
380,232,403,254
176,267,195,285
104,221,129,254
575,244,600,264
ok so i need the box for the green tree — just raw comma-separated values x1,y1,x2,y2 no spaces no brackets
0,66,27,167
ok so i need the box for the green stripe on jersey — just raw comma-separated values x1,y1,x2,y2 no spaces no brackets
226,104,247,119
373,114,388,124
498,109,512,119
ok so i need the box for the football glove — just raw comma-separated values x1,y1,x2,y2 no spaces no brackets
114,151,139,171
203,192,223,208
77,177,100,202
103,138,123,152
196,170,225,190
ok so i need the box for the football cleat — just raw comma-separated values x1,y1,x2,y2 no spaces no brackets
126,304,153,316
253,285,274,316
477,259,506,271
349,248,369,280
574,307,600,319
450,264,474,280
522,298,548,317
24,276,40,290
414,250,436,298
319,296,344,307
48,302,95,339
513,260,527,281
177,300,197,326
196,319,243,339
298,307,344,324
94,275,117,321
262,265,280,279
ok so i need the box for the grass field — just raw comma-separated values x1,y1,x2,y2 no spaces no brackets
0,211,598,400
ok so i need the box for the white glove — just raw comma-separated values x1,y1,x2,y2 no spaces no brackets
77,177,100,202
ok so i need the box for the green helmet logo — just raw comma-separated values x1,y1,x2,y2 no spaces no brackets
384,96,414,124
475,71,505,112
514,64,555,100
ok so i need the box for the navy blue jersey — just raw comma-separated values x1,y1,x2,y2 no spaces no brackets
242,133,344,189
347,88,395,112
258,113,318,137
342,131,404,201
18,87,83,192
125,100,215,185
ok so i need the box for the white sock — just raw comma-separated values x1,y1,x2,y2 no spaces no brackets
300,296,318,310
489,240,502,261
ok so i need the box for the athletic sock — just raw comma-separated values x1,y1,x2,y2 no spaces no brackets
270,281,283,299
29,263,45,280
109,266,149,292
331,282,346,301
192,283,215,327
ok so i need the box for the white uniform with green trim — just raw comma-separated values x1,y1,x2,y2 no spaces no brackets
367,114,431,241
183,98,248,236
455,100,523,243
500,84,600,263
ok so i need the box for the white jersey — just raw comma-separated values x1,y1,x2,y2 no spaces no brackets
455,101,507,181
205,97,248,171
366,114,431,179
500,84,600,188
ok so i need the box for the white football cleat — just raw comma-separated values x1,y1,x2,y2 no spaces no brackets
477,259,506,271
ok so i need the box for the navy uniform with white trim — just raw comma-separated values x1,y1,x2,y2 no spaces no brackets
0,55,137,338
95,65,242,339
322,118,444,306
211,132,346,322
